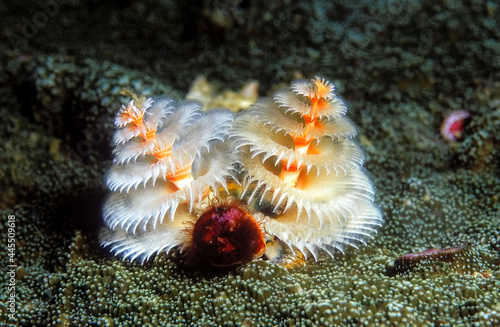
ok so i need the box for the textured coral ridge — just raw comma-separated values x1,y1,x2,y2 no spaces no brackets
100,97,237,262
233,77,382,259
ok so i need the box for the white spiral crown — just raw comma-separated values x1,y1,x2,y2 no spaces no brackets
232,77,382,259
100,97,237,262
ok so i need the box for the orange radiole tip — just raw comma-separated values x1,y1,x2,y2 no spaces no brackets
152,142,174,159
312,76,334,99
118,103,144,124
165,164,194,190
143,127,157,140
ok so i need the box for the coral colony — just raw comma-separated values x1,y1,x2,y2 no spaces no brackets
101,77,383,267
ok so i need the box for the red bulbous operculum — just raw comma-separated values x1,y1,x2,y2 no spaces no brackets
192,205,265,267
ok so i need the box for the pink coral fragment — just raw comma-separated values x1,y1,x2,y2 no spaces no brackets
441,110,470,142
